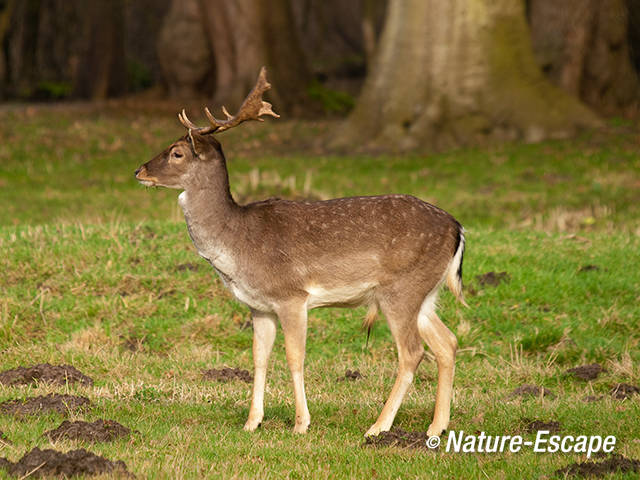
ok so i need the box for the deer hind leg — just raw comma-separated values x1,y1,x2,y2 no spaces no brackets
416,292,458,437
277,301,311,433
365,296,424,437
244,310,277,431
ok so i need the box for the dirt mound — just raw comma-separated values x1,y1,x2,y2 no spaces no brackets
0,447,133,478
174,262,201,272
202,367,252,383
510,384,555,399
0,364,93,387
0,394,90,417
555,454,640,478
610,383,640,399
337,369,364,382
476,271,510,287
120,335,145,352
566,363,604,381
583,395,604,403
44,420,130,443
578,264,601,273
363,429,429,449
523,419,561,433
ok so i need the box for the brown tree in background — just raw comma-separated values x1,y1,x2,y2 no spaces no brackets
0,0,159,100
528,0,640,116
157,0,213,99
159,0,314,114
73,0,127,99
292,0,387,94
1,0,83,99
335,0,601,152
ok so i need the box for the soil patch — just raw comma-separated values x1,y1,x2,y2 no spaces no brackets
202,367,252,383
510,384,555,399
566,363,604,381
476,271,510,287
523,418,561,433
0,364,93,387
578,264,601,273
363,429,429,449
44,420,130,443
120,335,145,352
610,383,640,400
0,447,132,478
0,394,90,417
583,395,604,403
174,262,201,272
555,454,640,478
337,369,364,382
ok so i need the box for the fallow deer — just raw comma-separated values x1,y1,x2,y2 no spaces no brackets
135,68,466,438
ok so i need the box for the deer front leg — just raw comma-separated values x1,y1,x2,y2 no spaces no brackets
277,302,310,433
244,310,277,431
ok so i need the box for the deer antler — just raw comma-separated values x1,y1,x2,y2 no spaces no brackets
178,67,280,134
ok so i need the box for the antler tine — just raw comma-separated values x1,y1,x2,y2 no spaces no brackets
178,108,217,135
221,106,233,120
178,68,279,135
203,107,225,130
201,66,280,133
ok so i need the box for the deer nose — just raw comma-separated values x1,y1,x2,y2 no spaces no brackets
134,167,142,177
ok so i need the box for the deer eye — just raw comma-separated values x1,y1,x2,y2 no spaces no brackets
173,151,183,158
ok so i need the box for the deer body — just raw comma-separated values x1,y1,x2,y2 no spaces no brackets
136,68,466,437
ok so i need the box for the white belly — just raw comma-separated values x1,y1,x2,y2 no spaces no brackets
227,279,272,312
306,283,375,309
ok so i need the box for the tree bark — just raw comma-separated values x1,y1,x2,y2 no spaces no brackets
529,0,640,116
157,0,214,98
361,0,387,68
199,0,264,108
334,0,600,152
5,0,40,97
73,0,127,99
198,0,313,114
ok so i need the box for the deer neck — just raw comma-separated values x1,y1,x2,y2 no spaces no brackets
178,159,240,272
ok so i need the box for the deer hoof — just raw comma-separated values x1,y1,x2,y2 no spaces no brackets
426,423,446,437
243,418,262,432
293,419,310,434
364,424,386,437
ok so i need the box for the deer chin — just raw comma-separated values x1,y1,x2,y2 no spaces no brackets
136,174,180,189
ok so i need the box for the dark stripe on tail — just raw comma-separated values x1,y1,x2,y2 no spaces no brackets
456,226,465,283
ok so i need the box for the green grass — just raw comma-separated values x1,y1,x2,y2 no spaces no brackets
0,108,639,478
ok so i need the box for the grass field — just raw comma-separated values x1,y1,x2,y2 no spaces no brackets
0,106,639,478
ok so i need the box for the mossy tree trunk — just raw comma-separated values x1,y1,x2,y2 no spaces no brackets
335,0,600,152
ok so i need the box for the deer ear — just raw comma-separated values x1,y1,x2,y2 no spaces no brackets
187,130,215,159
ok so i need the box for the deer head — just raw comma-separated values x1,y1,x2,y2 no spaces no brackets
135,67,279,190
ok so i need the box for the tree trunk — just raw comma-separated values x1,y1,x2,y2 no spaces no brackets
529,0,640,116
157,0,214,98
199,0,313,114
334,0,600,152
0,0,16,98
361,0,387,68
199,0,264,108
5,0,40,97
73,0,127,99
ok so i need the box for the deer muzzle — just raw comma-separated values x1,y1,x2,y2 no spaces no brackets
135,165,156,187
